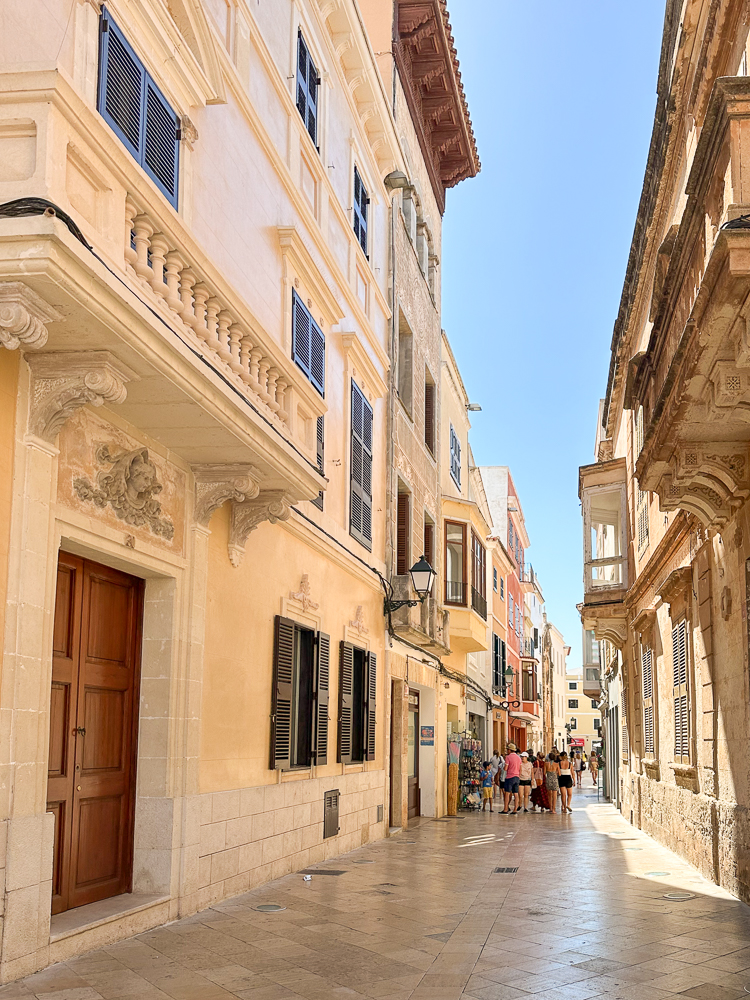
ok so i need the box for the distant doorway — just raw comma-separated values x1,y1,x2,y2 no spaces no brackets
407,689,420,818
47,553,143,914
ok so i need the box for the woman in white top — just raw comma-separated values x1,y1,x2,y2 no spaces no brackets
518,753,533,812
558,752,574,813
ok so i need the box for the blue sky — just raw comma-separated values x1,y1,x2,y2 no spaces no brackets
442,2,666,670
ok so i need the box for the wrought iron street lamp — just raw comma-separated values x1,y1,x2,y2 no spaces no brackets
383,555,436,614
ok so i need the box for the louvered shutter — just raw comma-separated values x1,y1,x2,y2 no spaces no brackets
353,167,368,256
312,416,324,510
314,631,330,765
350,380,373,549
424,381,435,453
642,646,654,756
99,12,143,156
292,291,325,396
501,640,507,690
271,616,295,770
338,642,354,764
365,650,377,761
144,79,180,204
423,521,434,568
296,31,318,146
621,691,629,762
397,493,409,575
672,619,689,761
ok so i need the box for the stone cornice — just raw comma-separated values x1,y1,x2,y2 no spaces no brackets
393,0,480,213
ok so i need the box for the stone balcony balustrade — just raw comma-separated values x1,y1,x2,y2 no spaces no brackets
124,198,289,425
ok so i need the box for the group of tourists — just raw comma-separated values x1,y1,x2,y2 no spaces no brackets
480,744,601,815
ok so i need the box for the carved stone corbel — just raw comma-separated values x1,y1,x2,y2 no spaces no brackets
631,607,657,647
657,565,693,618
25,351,135,442
193,464,262,527
228,491,294,567
0,282,62,351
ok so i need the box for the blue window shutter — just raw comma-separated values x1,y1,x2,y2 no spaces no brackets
310,319,325,396
292,290,324,396
98,11,144,157
296,31,318,146
353,167,368,256
350,380,373,549
144,78,180,205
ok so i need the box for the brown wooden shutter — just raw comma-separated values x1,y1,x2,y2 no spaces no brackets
314,631,330,765
424,381,435,453
365,650,377,761
271,616,295,770
338,642,354,764
397,493,409,575
423,521,434,568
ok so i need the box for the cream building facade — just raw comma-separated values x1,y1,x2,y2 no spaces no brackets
0,0,480,982
550,623,569,750
565,672,600,755
580,0,750,901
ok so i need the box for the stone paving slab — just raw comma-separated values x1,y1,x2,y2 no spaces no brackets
4,785,750,999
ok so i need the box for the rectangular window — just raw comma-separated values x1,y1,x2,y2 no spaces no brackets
509,593,514,627
500,577,504,600
271,617,329,770
350,380,373,549
444,520,466,605
296,30,319,146
292,290,325,396
337,643,377,763
568,699,579,709
353,167,368,256
492,633,502,691
396,491,410,576
423,518,434,569
424,374,436,454
449,425,461,488
397,315,413,414
493,567,498,592
98,9,180,207
642,645,654,756
312,416,324,510
470,532,487,619
568,681,577,690
672,619,689,762
591,699,599,710
621,690,629,762
509,521,514,552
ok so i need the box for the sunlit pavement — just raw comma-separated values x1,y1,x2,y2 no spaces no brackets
7,782,750,1000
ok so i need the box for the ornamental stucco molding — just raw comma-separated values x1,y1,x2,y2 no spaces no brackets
659,443,750,527
0,282,62,351
25,351,135,442
192,464,262,526
228,491,294,567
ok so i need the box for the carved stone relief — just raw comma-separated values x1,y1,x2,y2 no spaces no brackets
0,282,61,351
290,574,320,613
74,445,174,539
193,464,262,527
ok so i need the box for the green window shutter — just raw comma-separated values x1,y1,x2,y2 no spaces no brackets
271,616,295,770
365,650,377,761
338,642,354,764
314,631,330,765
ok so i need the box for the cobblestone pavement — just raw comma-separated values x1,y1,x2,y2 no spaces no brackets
5,783,750,1000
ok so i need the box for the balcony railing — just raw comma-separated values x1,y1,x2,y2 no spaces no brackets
125,198,290,424
445,580,467,605
520,637,537,659
470,586,487,620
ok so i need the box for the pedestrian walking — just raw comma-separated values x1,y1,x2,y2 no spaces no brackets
502,744,521,814
544,752,560,813
531,753,550,811
589,753,599,785
558,751,574,812
518,752,533,812
480,761,494,812
489,750,502,799
573,752,583,788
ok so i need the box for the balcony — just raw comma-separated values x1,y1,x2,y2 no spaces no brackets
520,637,538,661
389,577,451,656
470,586,487,620
583,666,601,700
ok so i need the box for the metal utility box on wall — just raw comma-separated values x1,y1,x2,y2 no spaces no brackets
323,789,340,839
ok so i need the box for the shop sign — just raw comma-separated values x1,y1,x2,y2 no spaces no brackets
570,737,585,747
420,726,434,746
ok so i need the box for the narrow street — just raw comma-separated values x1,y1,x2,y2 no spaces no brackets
6,784,750,1000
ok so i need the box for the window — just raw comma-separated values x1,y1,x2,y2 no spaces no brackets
444,520,466,605
338,643,377,763
492,633,506,692
397,315,413,414
493,567,498,592
396,490,410,576
423,517,434,569
642,645,654,756
672,619,689,762
622,689,629,761
568,682,577,691
271,617,329,769
98,9,180,207
312,416,324,510
509,593,514,626
471,532,487,619
449,425,461,488
350,380,373,549
583,483,627,591
296,30,319,146
509,521,514,551
568,699,579,709
353,167,369,256
292,290,325,395
499,577,504,600
424,374,436,454
591,699,599,710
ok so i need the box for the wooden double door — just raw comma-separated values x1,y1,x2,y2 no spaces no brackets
47,554,143,915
